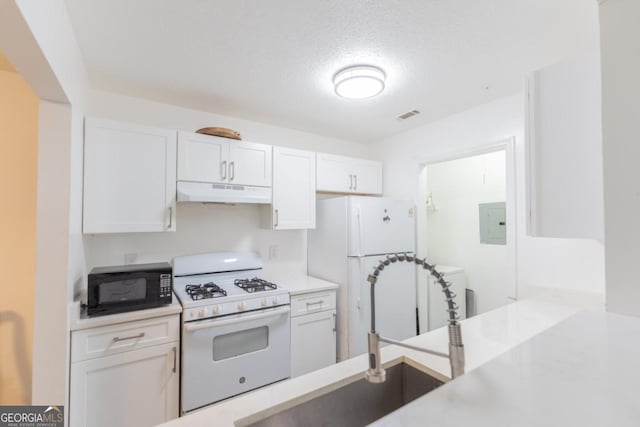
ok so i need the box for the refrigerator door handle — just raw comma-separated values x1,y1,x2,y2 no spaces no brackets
356,207,364,256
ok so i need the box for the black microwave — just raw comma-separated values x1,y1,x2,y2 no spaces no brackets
87,262,172,317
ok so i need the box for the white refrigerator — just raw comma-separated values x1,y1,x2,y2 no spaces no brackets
307,196,417,361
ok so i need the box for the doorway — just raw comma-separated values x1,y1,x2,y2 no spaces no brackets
0,51,39,405
416,139,517,332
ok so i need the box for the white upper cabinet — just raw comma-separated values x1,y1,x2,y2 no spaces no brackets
526,51,603,240
352,159,383,195
265,146,316,230
316,153,382,195
228,141,272,187
83,118,177,234
177,132,228,183
178,132,271,187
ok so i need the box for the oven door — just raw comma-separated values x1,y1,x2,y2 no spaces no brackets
182,305,291,413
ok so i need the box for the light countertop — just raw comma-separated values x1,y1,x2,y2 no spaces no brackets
264,274,339,296
69,294,182,331
159,291,600,427
372,310,640,427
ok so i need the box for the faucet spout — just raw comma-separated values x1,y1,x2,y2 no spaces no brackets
365,253,465,382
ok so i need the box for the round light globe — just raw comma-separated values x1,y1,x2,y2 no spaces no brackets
333,66,386,99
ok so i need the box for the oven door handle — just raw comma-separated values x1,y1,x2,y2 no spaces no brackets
184,306,291,332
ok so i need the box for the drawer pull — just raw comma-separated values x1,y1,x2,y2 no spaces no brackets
306,300,324,308
113,332,145,343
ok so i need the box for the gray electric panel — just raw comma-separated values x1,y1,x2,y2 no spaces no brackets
479,202,506,245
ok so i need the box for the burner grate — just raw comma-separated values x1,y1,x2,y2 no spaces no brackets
234,277,277,293
185,282,227,300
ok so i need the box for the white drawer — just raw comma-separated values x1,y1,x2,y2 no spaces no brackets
290,290,336,317
71,314,180,362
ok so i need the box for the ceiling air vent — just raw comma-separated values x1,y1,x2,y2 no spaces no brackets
396,110,421,121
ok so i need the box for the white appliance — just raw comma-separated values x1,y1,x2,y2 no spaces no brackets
176,181,271,204
417,265,467,332
308,197,417,360
172,252,290,413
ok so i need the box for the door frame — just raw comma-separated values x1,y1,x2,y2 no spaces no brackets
416,137,518,306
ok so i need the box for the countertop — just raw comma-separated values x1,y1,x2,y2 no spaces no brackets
69,293,182,331
372,310,640,427
264,274,339,296
159,291,601,427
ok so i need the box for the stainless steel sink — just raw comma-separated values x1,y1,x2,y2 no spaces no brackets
239,362,444,427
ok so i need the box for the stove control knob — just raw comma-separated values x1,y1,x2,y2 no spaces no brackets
238,301,247,311
213,305,220,315
261,298,268,307
272,296,279,305
198,308,206,318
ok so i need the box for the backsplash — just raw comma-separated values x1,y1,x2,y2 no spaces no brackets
83,202,307,277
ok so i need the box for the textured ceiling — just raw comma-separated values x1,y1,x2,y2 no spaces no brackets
64,0,599,143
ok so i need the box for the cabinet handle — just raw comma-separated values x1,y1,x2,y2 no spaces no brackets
274,209,279,228
333,312,337,332
229,161,235,181
349,174,353,190
306,300,324,308
221,161,227,180
168,207,173,229
113,332,145,343
354,174,358,190
172,346,177,373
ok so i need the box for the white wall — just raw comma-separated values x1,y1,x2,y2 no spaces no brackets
600,0,640,316
83,90,368,276
87,90,369,157
31,101,72,405
372,93,605,297
426,151,507,314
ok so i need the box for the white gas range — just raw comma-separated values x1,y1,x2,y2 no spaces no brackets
173,252,291,413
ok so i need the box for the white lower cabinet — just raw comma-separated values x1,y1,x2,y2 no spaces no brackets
290,290,337,378
70,316,180,427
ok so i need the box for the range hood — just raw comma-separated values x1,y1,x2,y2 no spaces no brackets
177,181,271,204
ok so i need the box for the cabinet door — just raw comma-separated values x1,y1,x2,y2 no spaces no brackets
271,147,316,229
291,309,336,377
228,141,272,187
177,132,229,183
316,153,383,195
352,159,383,195
83,119,177,233
526,51,603,239
70,343,179,427
316,153,352,193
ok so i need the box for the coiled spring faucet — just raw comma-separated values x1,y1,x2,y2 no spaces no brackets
365,253,465,383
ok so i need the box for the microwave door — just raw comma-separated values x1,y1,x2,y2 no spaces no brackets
99,278,148,303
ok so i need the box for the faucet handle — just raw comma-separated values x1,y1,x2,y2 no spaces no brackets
365,332,386,383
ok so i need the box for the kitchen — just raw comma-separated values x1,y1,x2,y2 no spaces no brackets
0,0,639,426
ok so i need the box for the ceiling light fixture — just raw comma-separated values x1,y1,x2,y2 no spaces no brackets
333,65,386,99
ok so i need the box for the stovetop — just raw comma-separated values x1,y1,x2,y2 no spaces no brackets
173,270,289,322
184,283,228,300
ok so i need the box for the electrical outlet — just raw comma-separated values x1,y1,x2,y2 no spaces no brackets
268,245,278,260
124,253,138,265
